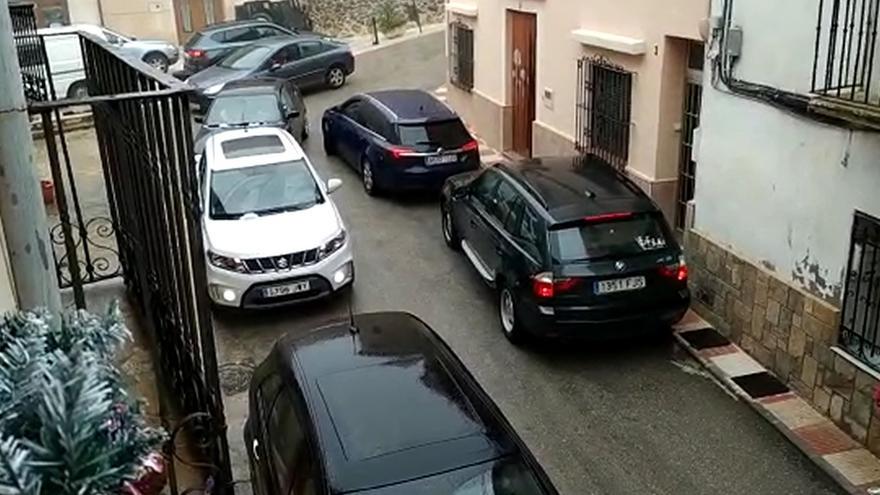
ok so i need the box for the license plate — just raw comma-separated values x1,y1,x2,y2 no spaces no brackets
425,154,458,166
262,281,310,298
595,276,646,295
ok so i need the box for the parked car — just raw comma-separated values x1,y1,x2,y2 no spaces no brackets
198,127,352,308
194,78,308,154
322,90,480,195
244,311,560,495
187,35,353,112
440,157,691,345
179,20,301,77
39,24,179,98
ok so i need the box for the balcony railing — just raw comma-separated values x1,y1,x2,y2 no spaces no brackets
812,0,880,107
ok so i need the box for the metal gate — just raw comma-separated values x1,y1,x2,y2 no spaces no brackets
839,211,880,372
675,41,704,231
575,56,633,171
20,25,234,494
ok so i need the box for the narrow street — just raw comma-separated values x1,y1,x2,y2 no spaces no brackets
213,31,844,495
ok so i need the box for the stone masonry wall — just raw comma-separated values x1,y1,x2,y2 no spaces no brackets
308,0,445,37
687,229,880,455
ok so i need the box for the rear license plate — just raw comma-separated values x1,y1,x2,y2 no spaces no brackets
595,276,646,295
425,154,458,166
263,281,310,298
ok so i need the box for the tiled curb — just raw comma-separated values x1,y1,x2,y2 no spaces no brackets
673,310,880,494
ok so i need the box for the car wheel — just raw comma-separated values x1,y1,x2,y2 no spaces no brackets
499,284,528,346
143,53,169,72
326,66,346,89
441,200,461,250
67,81,88,99
361,157,378,196
323,131,336,155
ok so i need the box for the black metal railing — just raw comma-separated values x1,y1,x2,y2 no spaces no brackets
27,32,233,494
839,211,880,371
576,56,633,171
9,3,53,103
812,0,880,107
449,22,474,91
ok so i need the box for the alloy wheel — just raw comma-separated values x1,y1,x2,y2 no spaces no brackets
328,68,345,88
362,160,374,194
442,206,453,243
500,288,515,335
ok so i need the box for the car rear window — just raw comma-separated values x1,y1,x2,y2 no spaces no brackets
397,119,471,150
205,94,281,126
183,32,203,49
550,213,671,262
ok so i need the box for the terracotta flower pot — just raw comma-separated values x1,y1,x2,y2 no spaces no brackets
40,180,55,206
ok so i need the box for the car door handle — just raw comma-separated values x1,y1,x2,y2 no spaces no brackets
252,439,260,462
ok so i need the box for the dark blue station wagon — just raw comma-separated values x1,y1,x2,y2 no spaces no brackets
321,90,480,195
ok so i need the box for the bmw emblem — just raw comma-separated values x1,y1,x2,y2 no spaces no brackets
277,257,289,269
615,261,626,271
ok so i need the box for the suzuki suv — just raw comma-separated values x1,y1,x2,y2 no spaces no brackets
199,127,353,308
441,156,690,344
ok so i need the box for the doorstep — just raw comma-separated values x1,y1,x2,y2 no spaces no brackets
673,310,880,494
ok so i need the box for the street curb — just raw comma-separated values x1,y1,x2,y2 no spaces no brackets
351,24,444,57
673,312,880,494
31,111,94,139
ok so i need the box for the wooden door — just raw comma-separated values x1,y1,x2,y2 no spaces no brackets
175,0,223,44
509,11,536,157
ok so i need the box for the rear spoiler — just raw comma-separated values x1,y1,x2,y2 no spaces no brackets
549,211,651,231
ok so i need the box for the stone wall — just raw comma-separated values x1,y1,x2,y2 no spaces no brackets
308,0,445,37
687,229,880,455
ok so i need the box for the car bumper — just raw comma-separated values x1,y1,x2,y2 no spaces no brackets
379,160,479,191
207,242,354,309
520,290,691,339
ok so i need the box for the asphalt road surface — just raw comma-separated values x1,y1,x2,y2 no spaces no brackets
213,30,845,495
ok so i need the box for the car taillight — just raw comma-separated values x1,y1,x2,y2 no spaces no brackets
583,212,633,223
461,139,478,152
659,256,688,282
531,272,580,299
390,146,417,160
186,48,206,58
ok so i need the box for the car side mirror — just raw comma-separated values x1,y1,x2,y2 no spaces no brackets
327,178,343,194
194,114,204,124
286,109,300,119
269,61,282,72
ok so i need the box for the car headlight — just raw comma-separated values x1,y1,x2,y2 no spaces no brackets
208,251,246,272
319,230,346,259
203,83,225,96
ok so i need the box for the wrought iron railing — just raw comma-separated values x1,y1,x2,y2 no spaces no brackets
9,3,53,103
812,0,880,107
575,56,633,171
449,22,474,91
839,211,880,371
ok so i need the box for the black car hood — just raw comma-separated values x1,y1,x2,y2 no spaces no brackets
194,121,285,154
186,65,249,90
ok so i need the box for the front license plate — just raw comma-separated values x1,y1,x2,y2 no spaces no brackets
263,281,310,298
425,154,458,166
595,276,646,295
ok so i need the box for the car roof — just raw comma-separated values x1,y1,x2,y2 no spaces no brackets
498,155,659,223
200,19,290,33
364,89,458,123
275,312,513,493
204,127,304,171
216,77,285,96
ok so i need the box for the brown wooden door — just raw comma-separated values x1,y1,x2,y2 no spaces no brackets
175,0,223,44
509,11,536,157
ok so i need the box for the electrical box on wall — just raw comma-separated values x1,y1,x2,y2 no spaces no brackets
727,26,743,58
543,88,554,110
148,2,163,13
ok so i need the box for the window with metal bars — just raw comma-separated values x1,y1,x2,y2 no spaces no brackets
839,211,880,371
575,57,633,171
449,22,474,91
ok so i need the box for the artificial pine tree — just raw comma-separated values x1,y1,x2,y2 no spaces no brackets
0,304,166,495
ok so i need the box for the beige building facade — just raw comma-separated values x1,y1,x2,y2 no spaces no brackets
445,0,709,223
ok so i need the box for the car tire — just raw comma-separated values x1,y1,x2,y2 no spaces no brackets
67,81,88,99
441,200,461,250
361,157,379,196
323,131,336,155
499,283,528,346
326,65,346,89
143,52,169,72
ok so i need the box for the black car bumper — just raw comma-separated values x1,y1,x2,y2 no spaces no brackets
377,159,480,191
519,290,691,340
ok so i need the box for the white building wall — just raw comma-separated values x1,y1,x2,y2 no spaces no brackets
694,0,880,302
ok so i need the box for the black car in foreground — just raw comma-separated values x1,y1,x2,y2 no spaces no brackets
441,156,690,344
322,89,480,195
180,20,300,77
194,78,307,153
244,312,559,495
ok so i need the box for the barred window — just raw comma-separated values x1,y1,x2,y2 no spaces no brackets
839,212,880,371
575,57,633,170
449,22,474,91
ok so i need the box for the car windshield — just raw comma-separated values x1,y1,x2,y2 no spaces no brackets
219,45,273,69
360,457,547,495
550,213,671,262
205,94,282,126
397,119,471,151
209,159,323,219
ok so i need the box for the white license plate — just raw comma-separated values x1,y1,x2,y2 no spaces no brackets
425,154,458,165
595,276,646,295
263,281,310,298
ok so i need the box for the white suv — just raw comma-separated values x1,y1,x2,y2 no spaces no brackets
198,127,353,308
